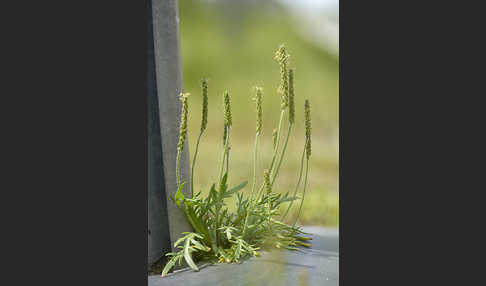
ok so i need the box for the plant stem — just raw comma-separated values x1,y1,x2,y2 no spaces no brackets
226,152,229,175
292,151,310,231
281,142,305,221
267,192,271,233
216,126,231,246
244,110,285,238
225,128,231,179
249,133,260,200
215,132,225,246
255,110,286,203
218,149,226,185
218,126,228,184
271,123,293,186
215,145,224,245
242,131,260,237
219,127,231,184
176,149,181,187
268,110,286,175
191,132,203,194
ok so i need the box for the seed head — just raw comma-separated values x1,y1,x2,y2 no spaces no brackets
288,69,295,124
200,78,208,133
177,92,190,151
264,169,271,195
223,90,232,128
304,99,312,159
274,44,290,110
223,122,228,146
253,86,263,134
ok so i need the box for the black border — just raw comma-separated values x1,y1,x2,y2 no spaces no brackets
6,0,149,284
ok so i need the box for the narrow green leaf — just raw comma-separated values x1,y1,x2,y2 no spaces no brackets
191,239,211,252
173,236,186,248
161,256,177,277
183,204,210,245
275,196,299,204
184,236,199,271
223,180,248,197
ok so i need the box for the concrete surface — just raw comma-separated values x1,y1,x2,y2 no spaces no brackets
148,227,339,286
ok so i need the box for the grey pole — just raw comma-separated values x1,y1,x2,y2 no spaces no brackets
148,0,192,265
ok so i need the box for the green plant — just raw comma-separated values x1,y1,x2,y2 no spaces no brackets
163,44,313,277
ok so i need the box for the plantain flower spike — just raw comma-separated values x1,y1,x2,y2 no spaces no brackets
223,122,228,146
178,92,190,152
253,86,263,134
223,90,232,128
264,169,271,195
288,68,295,124
304,99,312,159
223,90,232,145
274,44,290,110
200,78,208,133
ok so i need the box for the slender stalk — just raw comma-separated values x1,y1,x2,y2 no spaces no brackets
292,99,311,231
292,156,309,231
218,125,229,184
176,149,181,187
267,198,271,233
191,78,208,193
225,128,230,177
253,182,266,205
249,133,260,200
242,132,259,238
249,87,263,200
215,125,226,246
217,125,230,246
271,123,293,186
218,97,231,245
268,110,286,174
244,109,285,238
243,87,263,238
226,152,229,175
281,142,305,221
255,109,285,203
218,144,226,184
191,133,203,193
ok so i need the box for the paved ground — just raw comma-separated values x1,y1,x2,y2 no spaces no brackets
148,226,339,286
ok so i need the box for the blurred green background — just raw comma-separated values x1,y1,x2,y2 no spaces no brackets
179,0,339,226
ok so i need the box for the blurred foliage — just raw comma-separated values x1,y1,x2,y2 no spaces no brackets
178,0,338,226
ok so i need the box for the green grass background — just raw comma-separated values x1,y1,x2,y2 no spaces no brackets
178,0,338,226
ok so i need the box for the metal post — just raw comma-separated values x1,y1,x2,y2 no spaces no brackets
148,0,192,265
